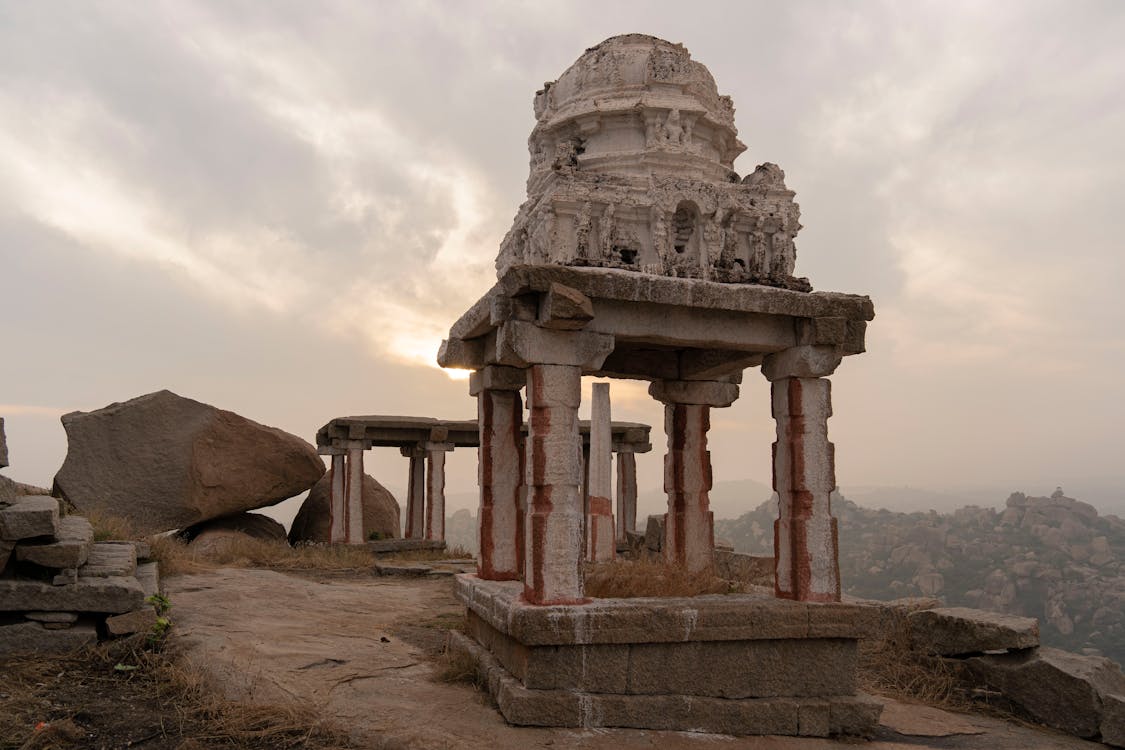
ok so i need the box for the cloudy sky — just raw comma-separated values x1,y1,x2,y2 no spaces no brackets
1,1,1123,520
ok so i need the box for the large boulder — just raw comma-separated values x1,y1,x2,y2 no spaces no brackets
185,512,288,556
908,607,1039,656
963,647,1125,739
53,391,325,535
288,469,400,544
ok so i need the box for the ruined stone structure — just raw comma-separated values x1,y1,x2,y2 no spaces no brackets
315,416,650,547
440,34,880,735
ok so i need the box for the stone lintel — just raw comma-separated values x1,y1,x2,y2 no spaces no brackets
762,345,843,382
496,266,875,322
649,379,739,407
495,320,614,369
437,337,485,369
537,282,594,330
453,575,877,646
424,441,455,453
399,444,426,458
469,365,527,396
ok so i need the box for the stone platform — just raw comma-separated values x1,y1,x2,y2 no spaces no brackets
450,575,882,736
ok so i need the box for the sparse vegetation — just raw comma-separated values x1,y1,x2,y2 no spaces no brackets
0,635,355,749
436,643,486,690
583,559,739,598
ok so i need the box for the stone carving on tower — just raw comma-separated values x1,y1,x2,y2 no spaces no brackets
495,34,812,292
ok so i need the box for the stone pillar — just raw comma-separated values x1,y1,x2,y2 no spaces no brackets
425,443,454,541
615,449,638,543
345,443,365,544
524,364,584,604
763,345,844,602
329,453,347,543
471,366,526,580
403,445,426,539
649,380,739,573
586,382,614,562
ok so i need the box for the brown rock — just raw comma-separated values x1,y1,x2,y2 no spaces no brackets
908,607,1039,656
964,647,1125,738
288,469,400,544
106,607,159,636
1103,692,1125,747
0,416,7,468
188,512,288,556
79,542,137,578
0,575,145,613
53,390,325,535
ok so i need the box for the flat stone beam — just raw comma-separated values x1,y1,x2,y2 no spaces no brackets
770,375,841,602
586,382,614,562
403,445,426,540
524,364,585,604
344,442,365,544
476,375,526,581
329,454,346,543
425,442,454,542
616,450,638,542
495,321,614,370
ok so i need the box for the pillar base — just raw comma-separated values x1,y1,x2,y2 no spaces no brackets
452,575,882,736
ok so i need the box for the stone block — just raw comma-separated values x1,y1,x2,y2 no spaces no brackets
0,620,97,653
761,346,842,382
1103,692,1125,748
0,416,7,468
436,337,485,369
106,607,159,636
136,561,160,598
0,575,145,613
644,514,663,552
649,379,739,407
0,540,13,570
964,647,1125,738
469,365,526,395
496,321,613,369
78,542,137,578
0,495,59,541
626,638,856,698
25,611,79,624
16,516,94,569
538,282,594,330
908,607,1039,656
829,692,883,736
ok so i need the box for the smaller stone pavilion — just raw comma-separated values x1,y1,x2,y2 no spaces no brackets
439,35,879,735
315,416,650,547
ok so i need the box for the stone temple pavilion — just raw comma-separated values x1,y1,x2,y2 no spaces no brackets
439,34,879,735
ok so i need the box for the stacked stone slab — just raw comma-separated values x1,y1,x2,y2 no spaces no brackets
0,495,161,653
450,576,881,735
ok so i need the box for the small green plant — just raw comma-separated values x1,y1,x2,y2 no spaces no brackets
368,530,385,541
113,662,138,673
145,593,173,646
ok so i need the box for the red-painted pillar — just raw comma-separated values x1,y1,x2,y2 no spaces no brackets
472,366,526,581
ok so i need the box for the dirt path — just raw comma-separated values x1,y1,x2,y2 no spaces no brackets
166,569,1100,750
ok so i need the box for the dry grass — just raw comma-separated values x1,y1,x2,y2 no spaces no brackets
81,507,140,543
380,546,474,563
150,535,379,576
0,636,354,749
857,615,971,711
583,559,740,599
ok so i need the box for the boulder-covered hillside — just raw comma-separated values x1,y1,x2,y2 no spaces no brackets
716,489,1125,665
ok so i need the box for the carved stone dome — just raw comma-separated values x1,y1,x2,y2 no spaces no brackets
528,34,746,185
498,34,810,292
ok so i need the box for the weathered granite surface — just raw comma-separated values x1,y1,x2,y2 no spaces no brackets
15,515,93,569
0,495,59,541
908,606,1039,656
0,576,145,613
54,390,325,534
289,470,400,544
0,620,98,653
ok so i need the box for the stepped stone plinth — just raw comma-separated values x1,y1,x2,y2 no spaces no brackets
449,575,881,735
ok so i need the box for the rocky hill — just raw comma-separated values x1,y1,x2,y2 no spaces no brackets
715,489,1125,665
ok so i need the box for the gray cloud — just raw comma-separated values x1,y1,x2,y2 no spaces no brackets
1,1,1123,514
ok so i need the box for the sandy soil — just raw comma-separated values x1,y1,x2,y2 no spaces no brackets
167,568,1102,750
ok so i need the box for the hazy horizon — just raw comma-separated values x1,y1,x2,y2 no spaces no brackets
2,2,1123,521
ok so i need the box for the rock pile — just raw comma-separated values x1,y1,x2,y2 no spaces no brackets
717,490,1125,664
863,600,1125,745
1,424,160,653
